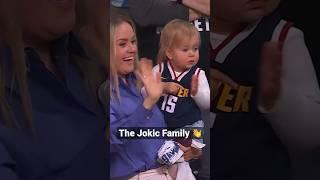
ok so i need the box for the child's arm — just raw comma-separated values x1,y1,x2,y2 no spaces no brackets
191,70,210,110
152,64,183,95
265,27,320,147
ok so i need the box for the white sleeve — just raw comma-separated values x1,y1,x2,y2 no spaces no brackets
191,70,210,110
265,27,320,148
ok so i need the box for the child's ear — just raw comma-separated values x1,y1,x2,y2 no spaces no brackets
166,49,173,60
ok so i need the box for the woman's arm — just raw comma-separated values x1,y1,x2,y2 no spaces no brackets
109,103,154,145
110,70,163,148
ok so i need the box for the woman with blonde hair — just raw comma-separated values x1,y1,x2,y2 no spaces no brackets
108,13,173,180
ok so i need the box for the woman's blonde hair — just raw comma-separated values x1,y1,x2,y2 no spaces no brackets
157,19,200,64
0,0,105,130
109,12,139,101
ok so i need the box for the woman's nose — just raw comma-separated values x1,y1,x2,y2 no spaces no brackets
128,43,137,53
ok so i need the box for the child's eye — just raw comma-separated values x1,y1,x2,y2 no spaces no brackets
182,48,188,52
131,40,137,45
119,43,126,47
194,47,199,51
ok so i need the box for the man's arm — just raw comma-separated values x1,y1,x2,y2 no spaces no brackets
175,0,210,16
128,0,189,27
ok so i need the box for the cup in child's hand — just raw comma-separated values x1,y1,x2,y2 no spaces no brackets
174,138,192,147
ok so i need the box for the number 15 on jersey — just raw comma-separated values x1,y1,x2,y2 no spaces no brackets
161,95,178,113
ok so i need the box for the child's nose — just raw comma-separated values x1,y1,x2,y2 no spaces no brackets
188,50,195,56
